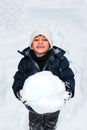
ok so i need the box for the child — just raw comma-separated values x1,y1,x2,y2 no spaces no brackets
12,27,75,130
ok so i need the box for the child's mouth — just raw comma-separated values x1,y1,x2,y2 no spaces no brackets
37,46,45,49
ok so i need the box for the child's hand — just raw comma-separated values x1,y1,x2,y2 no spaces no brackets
13,88,21,100
16,91,22,100
65,82,73,97
63,91,72,104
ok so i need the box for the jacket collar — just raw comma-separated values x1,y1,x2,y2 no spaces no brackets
18,46,65,59
17,47,30,57
52,46,65,59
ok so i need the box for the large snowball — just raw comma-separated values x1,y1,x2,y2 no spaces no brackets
20,71,67,114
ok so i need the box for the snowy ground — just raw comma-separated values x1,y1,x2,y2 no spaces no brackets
0,0,87,130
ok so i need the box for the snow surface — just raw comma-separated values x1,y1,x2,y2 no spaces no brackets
0,0,87,130
20,71,70,114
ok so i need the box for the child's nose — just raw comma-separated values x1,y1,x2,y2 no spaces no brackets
38,40,43,44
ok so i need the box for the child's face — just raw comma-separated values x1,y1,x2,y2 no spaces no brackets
31,35,50,57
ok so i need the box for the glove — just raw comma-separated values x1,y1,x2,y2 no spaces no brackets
63,82,72,104
12,86,22,100
65,82,73,96
63,91,72,104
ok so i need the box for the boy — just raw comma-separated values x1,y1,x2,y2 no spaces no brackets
12,27,75,130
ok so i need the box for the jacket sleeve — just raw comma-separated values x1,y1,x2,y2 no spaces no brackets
59,56,75,97
12,58,27,94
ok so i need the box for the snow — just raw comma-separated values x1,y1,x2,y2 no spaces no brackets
0,0,87,130
20,71,69,114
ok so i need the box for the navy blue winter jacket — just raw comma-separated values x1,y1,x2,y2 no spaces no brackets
12,46,75,98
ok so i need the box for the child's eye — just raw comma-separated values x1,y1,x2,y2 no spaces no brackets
34,38,39,41
43,38,48,41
